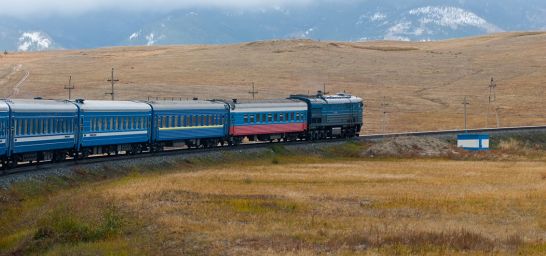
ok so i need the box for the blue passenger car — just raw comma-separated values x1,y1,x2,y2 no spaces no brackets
0,102,10,160
73,100,152,156
5,99,78,162
228,99,308,142
148,100,229,148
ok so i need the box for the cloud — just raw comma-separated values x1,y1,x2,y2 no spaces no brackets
0,0,315,17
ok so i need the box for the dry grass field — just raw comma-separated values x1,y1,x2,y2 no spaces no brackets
0,32,545,133
1,142,545,255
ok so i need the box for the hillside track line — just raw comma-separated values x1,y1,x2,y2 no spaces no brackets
1,125,546,178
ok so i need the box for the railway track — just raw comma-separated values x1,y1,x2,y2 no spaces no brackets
2,125,546,178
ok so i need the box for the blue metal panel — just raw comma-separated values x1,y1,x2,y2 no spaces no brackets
10,112,78,154
231,110,307,126
79,111,151,147
0,115,9,157
152,108,229,142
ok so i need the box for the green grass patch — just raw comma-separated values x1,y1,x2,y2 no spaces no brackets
28,205,124,253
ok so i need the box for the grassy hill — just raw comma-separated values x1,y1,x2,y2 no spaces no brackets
0,32,545,134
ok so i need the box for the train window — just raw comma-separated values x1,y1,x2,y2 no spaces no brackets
30,119,35,135
45,119,49,134
243,114,248,123
256,114,260,123
291,112,295,121
267,114,272,122
279,114,283,122
99,118,103,131
190,115,194,127
40,119,45,134
209,115,213,126
274,114,278,122
249,114,255,123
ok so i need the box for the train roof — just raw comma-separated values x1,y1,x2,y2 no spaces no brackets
4,99,78,113
74,100,151,112
0,101,9,112
228,99,307,112
290,93,363,104
146,100,227,111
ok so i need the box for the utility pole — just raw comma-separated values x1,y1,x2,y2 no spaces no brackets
463,96,470,132
64,76,75,100
248,82,258,100
106,68,119,101
323,83,329,95
489,77,497,102
381,96,389,134
486,78,496,128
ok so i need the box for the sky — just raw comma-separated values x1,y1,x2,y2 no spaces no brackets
0,0,317,17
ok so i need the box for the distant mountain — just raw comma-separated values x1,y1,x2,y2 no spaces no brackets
1,0,545,52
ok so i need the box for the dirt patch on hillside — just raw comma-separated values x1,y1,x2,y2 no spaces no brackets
364,136,454,157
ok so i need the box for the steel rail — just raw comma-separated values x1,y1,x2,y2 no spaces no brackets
2,125,546,177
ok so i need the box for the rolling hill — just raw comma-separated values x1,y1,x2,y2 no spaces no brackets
0,32,545,134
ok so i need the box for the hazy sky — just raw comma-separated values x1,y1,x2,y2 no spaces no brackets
0,0,317,17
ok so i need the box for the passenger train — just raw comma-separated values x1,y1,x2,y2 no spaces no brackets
0,92,363,168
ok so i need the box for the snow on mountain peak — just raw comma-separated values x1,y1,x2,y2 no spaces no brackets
409,6,502,33
145,33,166,46
129,31,141,40
17,32,52,51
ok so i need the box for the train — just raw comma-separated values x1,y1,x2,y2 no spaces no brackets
0,91,363,168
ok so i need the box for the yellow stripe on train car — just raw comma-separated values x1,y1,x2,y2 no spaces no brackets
159,125,224,131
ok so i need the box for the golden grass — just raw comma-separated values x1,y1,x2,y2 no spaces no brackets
103,159,546,254
1,147,545,255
